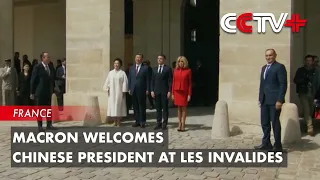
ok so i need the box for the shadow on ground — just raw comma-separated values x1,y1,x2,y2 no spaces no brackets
230,126,243,136
117,121,211,131
125,106,215,121
286,139,320,152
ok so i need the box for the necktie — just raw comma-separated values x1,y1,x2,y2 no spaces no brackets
264,65,271,79
158,65,162,73
136,65,139,75
45,65,50,75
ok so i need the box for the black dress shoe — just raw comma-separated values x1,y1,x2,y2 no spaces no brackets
154,125,162,130
132,123,140,127
161,125,167,130
38,127,45,132
46,126,58,130
273,146,283,152
254,144,273,150
140,124,146,128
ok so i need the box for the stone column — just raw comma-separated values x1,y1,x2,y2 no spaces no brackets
219,0,292,124
0,0,13,63
65,0,125,120
0,0,14,104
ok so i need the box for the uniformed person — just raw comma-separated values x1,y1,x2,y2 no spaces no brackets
0,59,18,105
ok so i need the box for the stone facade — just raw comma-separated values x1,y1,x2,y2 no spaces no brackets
2,0,320,124
0,0,13,63
64,0,124,121
219,0,292,124
0,0,13,104
133,0,182,66
219,0,320,124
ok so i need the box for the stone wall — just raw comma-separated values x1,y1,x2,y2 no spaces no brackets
64,0,125,121
0,0,13,64
8,0,320,125
0,0,13,104
133,0,182,65
14,2,66,63
219,0,292,124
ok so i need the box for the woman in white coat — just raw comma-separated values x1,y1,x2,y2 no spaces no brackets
103,58,128,126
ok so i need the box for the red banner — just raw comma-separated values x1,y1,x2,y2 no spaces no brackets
0,106,102,121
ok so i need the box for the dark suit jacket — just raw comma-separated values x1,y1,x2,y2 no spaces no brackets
259,61,287,105
14,58,21,74
128,64,150,94
30,63,55,98
151,65,172,94
18,73,31,97
125,68,130,77
56,66,66,86
311,67,320,98
293,66,317,95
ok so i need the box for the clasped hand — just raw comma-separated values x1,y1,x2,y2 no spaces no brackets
258,101,283,110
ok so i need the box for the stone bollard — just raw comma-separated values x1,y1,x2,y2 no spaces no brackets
51,93,60,123
83,96,102,127
280,103,301,144
211,100,230,138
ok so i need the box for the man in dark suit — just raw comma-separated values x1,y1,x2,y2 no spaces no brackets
30,52,57,132
151,54,172,130
22,55,32,67
255,49,287,151
56,59,66,110
14,52,21,75
143,60,155,109
128,53,150,128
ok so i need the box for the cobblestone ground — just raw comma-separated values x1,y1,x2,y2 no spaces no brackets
1,107,320,180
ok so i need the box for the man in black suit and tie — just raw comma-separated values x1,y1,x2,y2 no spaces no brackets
30,52,57,132
151,55,172,130
255,49,287,151
56,59,66,110
128,53,150,128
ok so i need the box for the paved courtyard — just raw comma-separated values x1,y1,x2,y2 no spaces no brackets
1,107,320,180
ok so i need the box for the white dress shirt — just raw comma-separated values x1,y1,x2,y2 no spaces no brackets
263,63,273,79
136,64,141,73
158,65,163,73
42,62,50,75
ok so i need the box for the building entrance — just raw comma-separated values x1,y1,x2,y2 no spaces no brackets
182,0,219,106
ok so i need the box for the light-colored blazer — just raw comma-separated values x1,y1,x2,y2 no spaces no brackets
0,67,18,90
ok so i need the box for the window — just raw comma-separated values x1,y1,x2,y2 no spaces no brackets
191,29,196,42
190,0,196,7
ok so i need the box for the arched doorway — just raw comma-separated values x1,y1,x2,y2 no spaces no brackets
181,0,220,106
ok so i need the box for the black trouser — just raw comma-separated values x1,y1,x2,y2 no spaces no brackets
57,84,65,109
14,91,19,105
19,94,32,106
260,104,282,148
126,92,132,115
132,90,146,125
155,92,169,126
147,92,154,108
36,95,52,128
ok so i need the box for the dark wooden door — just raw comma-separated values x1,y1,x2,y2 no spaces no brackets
182,0,219,106
182,1,197,70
